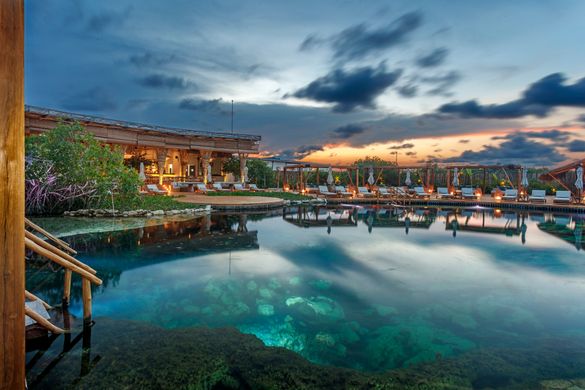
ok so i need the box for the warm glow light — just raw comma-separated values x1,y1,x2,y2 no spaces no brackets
495,196,502,201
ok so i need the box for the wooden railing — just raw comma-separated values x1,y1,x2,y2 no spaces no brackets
25,219,102,334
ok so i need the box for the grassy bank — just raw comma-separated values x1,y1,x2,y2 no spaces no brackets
207,191,312,201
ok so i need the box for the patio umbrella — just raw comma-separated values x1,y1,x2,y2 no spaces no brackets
452,167,459,187
207,162,213,183
367,167,375,185
521,166,529,188
404,170,412,186
326,214,332,235
327,166,334,185
138,162,146,181
575,164,583,191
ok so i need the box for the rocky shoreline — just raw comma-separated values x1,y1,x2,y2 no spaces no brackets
63,205,211,218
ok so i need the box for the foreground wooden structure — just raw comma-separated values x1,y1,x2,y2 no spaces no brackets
0,1,25,388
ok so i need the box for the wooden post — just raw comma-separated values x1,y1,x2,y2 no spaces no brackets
82,278,92,325
0,1,25,388
63,269,72,306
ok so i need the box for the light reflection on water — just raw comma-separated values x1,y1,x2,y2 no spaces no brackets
28,206,585,372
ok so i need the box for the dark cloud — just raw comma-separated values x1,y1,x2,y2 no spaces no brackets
179,98,230,115
388,143,415,149
525,129,571,142
459,139,470,143
576,114,585,123
86,6,132,33
137,74,196,90
276,145,324,160
443,133,566,165
567,140,585,152
421,70,462,96
300,11,423,61
438,73,585,119
60,87,117,112
129,52,177,68
397,84,418,98
416,47,449,68
291,63,402,112
405,151,417,156
332,124,366,139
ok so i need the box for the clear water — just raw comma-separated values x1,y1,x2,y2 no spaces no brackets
27,206,585,374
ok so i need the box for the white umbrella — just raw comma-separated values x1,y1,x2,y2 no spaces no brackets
521,166,529,188
207,162,213,183
452,167,459,187
327,166,334,185
138,162,146,181
576,164,584,191
243,166,249,183
405,170,412,186
367,167,375,185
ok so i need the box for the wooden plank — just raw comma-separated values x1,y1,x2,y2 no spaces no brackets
0,1,25,388
63,269,72,306
82,279,92,324
24,306,65,334
24,290,52,310
25,231,95,274
26,218,76,255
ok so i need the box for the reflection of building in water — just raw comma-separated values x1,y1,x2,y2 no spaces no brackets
445,209,524,236
283,206,358,228
536,214,584,250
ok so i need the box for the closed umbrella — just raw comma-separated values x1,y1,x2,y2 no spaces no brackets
243,166,249,183
207,162,213,183
367,167,375,185
521,166,529,188
576,164,583,191
138,162,146,181
405,170,412,186
452,167,459,187
327,166,334,185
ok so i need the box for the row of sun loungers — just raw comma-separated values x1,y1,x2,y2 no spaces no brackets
146,182,261,195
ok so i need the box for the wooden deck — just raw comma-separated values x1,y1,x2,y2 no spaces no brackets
174,194,285,210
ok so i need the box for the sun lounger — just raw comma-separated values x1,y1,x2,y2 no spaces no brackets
502,189,518,201
528,189,546,203
233,183,249,191
248,183,261,191
357,186,374,197
377,187,392,197
553,190,571,203
391,187,409,197
554,214,571,226
196,183,213,193
335,186,353,197
414,186,430,198
212,183,230,191
146,184,167,195
461,187,476,199
318,185,337,197
437,187,453,198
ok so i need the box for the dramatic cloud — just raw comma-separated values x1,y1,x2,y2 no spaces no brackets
576,114,585,123
459,139,470,144
300,11,423,62
567,140,585,152
524,129,571,142
397,84,418,98
439,73,585,119
179,98,229,115
60,87,117,112
416,47,449,68
137,74,195,90
421,70,462,97
332,124,366,139
291,63,402,112
444,133,566,165
388,143,415,149
275,145,325,160
86,6,132,33
128,52,177,68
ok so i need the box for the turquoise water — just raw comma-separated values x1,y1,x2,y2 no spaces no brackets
27,206,585,375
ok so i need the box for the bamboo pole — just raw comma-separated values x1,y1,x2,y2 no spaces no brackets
24,238,102,285
63,269,72,306
25,218,77,255
24,306,65,334
25,230,95,274
0,1,25,388
25,290,52,310
82,279,92,324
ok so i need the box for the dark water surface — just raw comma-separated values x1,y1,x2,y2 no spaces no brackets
26,206,585,388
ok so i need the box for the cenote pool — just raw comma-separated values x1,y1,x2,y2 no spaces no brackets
26,206,585,389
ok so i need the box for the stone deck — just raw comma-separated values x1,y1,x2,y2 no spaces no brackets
174,194,285,211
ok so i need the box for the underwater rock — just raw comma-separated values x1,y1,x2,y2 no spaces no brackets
315,332,336,347
229,302,250,316
257,304,275,316
285,296,345,321
183,305,200,314
309,279,332,290
246,280,258,291
203,280,222,299
268,278,282,290
259,287,273,299
373,304,398,317
288,276,302,286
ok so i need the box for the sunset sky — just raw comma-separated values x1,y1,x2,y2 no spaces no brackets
25,0,585,167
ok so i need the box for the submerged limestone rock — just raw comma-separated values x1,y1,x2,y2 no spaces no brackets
309,279,332,290
257,303,275,316
285,296,345,321
288,276,302,286
246,280,258,291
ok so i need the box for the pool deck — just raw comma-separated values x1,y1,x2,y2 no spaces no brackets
174,194,285,211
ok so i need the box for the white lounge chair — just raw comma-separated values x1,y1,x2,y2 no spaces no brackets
357,186,374,198
502,189,518,201
212,183,230,191
196,183,212,193
146,184,167,195
335,186,352,197
318,185,337,197
461,187,476,199
248,183,261,191
414,186,430,198
554,190,571,203
377,187,392,197
529,189,546,203
437,187,453,198
392,187,409,197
